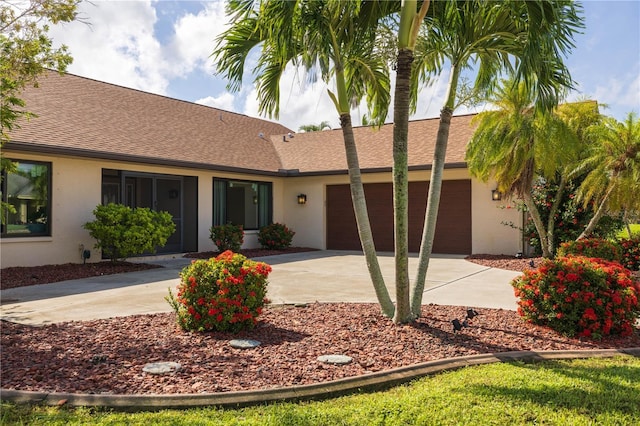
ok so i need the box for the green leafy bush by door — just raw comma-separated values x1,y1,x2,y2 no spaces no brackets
83,203,176,262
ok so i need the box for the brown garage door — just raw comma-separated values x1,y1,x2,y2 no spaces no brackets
326,180,471,254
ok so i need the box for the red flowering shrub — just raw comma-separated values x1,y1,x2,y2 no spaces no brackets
556,238,621,262
618,235,640,271
511,256,640,339
166,251,271,333
209,223,244,252
258,223,295,250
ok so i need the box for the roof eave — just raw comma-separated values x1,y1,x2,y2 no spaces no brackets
4,141,284,177
5,141,468,178
291,162,468,177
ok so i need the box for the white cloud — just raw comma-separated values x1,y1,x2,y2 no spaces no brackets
242,65,341,131
589,69,640,118
241,62,480,131
49,0,169,94
618,73,640,111
168,1,229,77
195,92,236,111
47,0,229,98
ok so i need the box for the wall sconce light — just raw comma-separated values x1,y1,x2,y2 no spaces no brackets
491,189,502,201
297,194,307,205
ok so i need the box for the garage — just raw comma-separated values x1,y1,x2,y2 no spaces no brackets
326,180,471,254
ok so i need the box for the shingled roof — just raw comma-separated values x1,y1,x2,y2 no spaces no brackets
7,71,475,175
272,114,475,174
8,71,291,174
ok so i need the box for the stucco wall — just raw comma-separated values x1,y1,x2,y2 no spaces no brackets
471,179,522,255
1,153,101,267
1,151,521,268
281,169,521,254
0,152,287,267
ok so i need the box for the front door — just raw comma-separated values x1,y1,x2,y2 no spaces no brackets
123,173,183,253
156,178,182,253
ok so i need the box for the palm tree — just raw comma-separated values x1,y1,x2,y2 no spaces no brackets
214,1,584,322
390,0,431,322
576,112,640,239
213,0,396,317
409,1,583,313
465,80,580,258
298,121,332,132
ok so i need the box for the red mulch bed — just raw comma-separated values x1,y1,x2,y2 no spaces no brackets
2,304,638,395
465,253,544,272
2,250,638,396
0,262,162,290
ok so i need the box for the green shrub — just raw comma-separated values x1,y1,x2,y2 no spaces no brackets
511,256,640,339
258,223,295,250
166,251,271,333
210,223,244,252
618,235,640,271
524,180,624,256
83,203,175,262
556,238,621,262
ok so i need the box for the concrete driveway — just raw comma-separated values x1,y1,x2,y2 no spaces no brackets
0,251,521,325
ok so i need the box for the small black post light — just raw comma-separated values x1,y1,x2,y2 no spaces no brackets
452,319,469,332
452,319,463,331
466,309,479,320
491,189,502,201
297,194,307,205
529,259,535,268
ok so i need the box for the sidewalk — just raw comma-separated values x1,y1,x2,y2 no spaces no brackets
0,251,521,325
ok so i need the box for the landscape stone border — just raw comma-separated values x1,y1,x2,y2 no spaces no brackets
1,348,638,411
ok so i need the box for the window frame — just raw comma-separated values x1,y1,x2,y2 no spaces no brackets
212,178,272,230
1,158,52,238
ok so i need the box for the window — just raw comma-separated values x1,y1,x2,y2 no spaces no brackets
213,178,272,230
1,160,51,237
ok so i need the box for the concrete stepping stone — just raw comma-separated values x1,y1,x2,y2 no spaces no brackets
229,339,261,349
317,354,353,365
142,362,181,375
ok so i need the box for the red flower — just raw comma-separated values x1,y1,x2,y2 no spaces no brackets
582,308,597,321
566,273,579,282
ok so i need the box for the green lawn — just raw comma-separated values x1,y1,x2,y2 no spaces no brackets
617,224,640,239
3,356,639,425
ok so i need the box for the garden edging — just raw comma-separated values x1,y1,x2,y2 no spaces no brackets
2,348,638,411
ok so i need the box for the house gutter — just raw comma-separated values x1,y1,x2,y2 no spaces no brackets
290,162,468,177
4,141,285,177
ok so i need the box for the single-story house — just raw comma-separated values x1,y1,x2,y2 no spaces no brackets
1,71,522,268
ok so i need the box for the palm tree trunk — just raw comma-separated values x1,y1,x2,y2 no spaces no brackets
623,210,632,238
578,184,615,240
339,113,395,318
523,191,552,258
546,175,567,257
392,48,413,324
411,65,459,317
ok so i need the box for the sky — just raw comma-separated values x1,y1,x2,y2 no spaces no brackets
46,0,640,132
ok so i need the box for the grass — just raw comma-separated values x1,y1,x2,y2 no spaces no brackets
617,224,640,239
2,356,639,425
